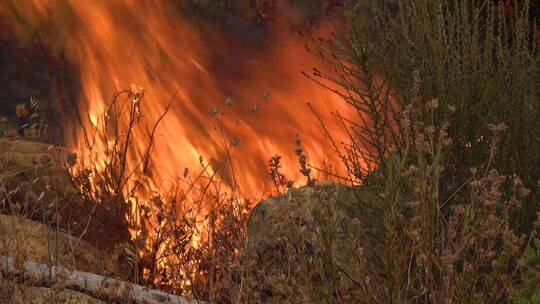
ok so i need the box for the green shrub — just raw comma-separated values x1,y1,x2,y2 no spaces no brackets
513,239,540,303
297,0,540,301
312,0,539,225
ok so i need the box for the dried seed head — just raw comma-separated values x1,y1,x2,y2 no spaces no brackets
516,186,530,199
452,204,466,215
427,98,439,109
183,167,189,178
294,134,303,156
209,105,221,118
16,103,29,118
470,179,481,189
230,136,240,146
487,122,508,134
443,137,453,147
10,202,21,214
533,210,540,230
66,152,78,167
224,95,237,106
263,91,272,102
4,128,18,139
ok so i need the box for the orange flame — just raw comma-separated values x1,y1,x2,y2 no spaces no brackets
1,0,353,283
2,0,350,191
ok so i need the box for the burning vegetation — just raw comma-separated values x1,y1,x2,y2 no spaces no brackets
1,0,540,303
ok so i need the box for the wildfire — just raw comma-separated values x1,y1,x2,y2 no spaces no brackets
1,0,353,290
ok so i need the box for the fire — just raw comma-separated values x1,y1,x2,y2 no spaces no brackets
1,0,353,288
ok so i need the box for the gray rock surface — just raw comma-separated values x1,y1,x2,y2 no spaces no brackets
246,181,383,272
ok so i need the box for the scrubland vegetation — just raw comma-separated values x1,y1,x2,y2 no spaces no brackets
2,0,540,303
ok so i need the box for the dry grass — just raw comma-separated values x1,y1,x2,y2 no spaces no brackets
0,136,114,303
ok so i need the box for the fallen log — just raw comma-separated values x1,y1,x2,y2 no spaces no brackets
0,256,204,304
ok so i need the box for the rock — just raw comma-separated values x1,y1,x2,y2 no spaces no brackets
0,256,202,304
244,181,385,301
246,181,383,274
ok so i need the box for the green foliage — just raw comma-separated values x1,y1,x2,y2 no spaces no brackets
513,239,540,303
299,0,540,301
324,0,540,216
348,0,540,216
313,0,540,235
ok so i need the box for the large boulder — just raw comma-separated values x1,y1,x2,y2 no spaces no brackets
245,181,383,301
248,182,352,262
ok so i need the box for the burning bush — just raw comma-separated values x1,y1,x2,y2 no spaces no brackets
54,85,252,300
2,0,540,303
